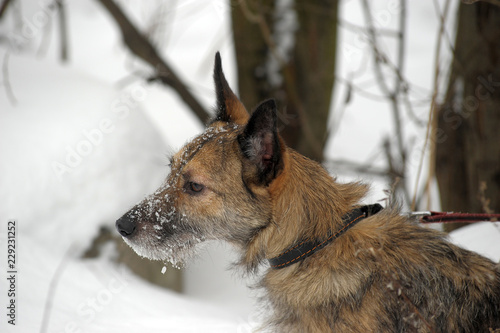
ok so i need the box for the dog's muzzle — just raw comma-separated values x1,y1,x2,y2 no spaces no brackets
116,215,136,238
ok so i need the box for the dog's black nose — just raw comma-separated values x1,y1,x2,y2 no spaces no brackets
116,215,136,237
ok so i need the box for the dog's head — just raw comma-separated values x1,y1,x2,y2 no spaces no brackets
116,53,284,267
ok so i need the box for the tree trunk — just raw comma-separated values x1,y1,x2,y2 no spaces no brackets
289,1,338,161
435,3,500,232
231,0,275,111
231,0,339,162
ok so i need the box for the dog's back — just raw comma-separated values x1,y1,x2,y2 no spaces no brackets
358,212,500,332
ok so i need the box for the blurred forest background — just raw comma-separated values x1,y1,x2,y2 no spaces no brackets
75,0,500,227
1,0,499,319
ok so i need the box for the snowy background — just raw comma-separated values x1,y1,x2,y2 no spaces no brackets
1,1,499,332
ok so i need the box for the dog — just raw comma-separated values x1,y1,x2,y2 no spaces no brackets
116,52,500,332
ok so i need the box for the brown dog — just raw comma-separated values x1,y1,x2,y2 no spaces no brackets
116,53,500,332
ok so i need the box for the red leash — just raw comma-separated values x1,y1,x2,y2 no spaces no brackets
411,211,500,224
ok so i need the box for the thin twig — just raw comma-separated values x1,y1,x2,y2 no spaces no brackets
351,2,425,131
2,52,17,106
327,77,352,140
55,0,68,62
325,158,395,178
383,139,398,182
360,0,411,205
0,0,13,19
40,246,75,333
237,0,282,62
477,182,500,233
394,0,406,98
338,18,401,37
462,0,500,5
479,181,493,214
411,0,452,210
393,0,408,169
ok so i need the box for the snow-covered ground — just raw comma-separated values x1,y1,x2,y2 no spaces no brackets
1,1,499,332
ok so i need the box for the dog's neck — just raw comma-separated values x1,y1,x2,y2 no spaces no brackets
267,149,368,257
243,148,369,269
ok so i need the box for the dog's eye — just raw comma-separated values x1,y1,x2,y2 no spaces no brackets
190,182,203,192
186,182,204,194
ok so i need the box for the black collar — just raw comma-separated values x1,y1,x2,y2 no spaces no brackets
268,204,383,269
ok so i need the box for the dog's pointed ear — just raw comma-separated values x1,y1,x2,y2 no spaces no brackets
238,99,283,185
213,52,249,125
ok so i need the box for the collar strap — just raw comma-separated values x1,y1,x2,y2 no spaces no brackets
268,203,383,269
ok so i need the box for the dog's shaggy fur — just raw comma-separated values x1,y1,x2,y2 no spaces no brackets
116,53,500,332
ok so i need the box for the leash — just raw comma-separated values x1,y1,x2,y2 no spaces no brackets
268,203,383,269
410,211,500,224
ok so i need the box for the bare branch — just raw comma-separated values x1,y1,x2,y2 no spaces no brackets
462,0,500,5
0,0,13,20
360,0,406,163
55,0,68,62
96,0,211,124
338,18,401,38
411,0,452,210
2,52,17,106
360,0,411,205
40,246,75,333
325,158,397,179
